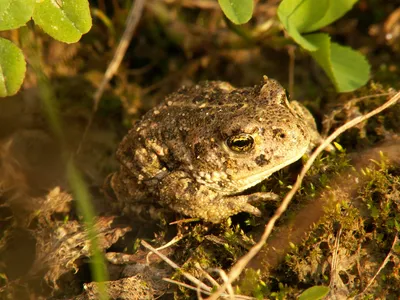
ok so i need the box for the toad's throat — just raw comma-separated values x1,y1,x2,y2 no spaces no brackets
221,147,308,194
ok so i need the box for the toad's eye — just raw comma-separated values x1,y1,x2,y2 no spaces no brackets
226,134,254,153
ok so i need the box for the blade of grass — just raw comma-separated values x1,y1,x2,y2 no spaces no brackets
24,28,109,299
67,161,109,300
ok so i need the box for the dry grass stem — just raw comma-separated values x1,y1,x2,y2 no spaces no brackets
162,278,255,299
322,92,393,135
356,244,363,290
77,0,146,154
329,227,343,288
195,263,220,287
169,218,200,225
146,234,186,263
207,91,400,300
162,278,211,297
142,241,255,299
329,227,349,297
141,240,212,292
357,234,399,297
287,45,296,97
210,269,235,299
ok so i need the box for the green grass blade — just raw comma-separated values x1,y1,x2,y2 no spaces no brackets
67,161,109,300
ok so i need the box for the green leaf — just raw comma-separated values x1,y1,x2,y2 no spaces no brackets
284,22,319,51
0,0,35,30
278,0,358,33
278,0,359,50
0,38,26,97
218,0,253,25
278,0,329,50
329,42,370,91
278,0,329,33
298,285,330,300
32,0,92,43
305,33,370,92
305,33,335,79
305,0,359,32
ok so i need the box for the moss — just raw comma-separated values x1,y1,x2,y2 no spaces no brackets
254,152,400,298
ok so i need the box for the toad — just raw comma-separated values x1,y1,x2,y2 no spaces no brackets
107,76,321,223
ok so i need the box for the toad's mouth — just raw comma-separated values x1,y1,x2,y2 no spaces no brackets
226,145,309,194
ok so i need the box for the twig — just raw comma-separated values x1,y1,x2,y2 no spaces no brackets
146,234,186,263
329,227,350,296
287,45,296,98
356,244,363,290
322,92,392,136
142,241,256,299
197,278,204,300
76,0,146,154
162,278,211,297
163,278,211,295
195,263,220,288
206,91,400,300
141,240,212,292
169,217,200,225
211,269,235,299
357,234,399,297
329,227,342,288
162,278,254,299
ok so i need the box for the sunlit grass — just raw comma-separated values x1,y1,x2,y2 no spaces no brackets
28,33,109,299
67,161,109,299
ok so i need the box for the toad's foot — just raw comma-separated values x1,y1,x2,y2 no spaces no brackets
227,192,279,216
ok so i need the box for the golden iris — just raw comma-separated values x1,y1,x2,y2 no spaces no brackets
226,134,254,153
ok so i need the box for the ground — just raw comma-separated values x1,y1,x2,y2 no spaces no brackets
0,0,400,299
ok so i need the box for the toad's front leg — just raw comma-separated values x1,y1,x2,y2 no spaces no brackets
159,171,278,223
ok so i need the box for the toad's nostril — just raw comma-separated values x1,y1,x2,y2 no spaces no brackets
273,128,286,139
